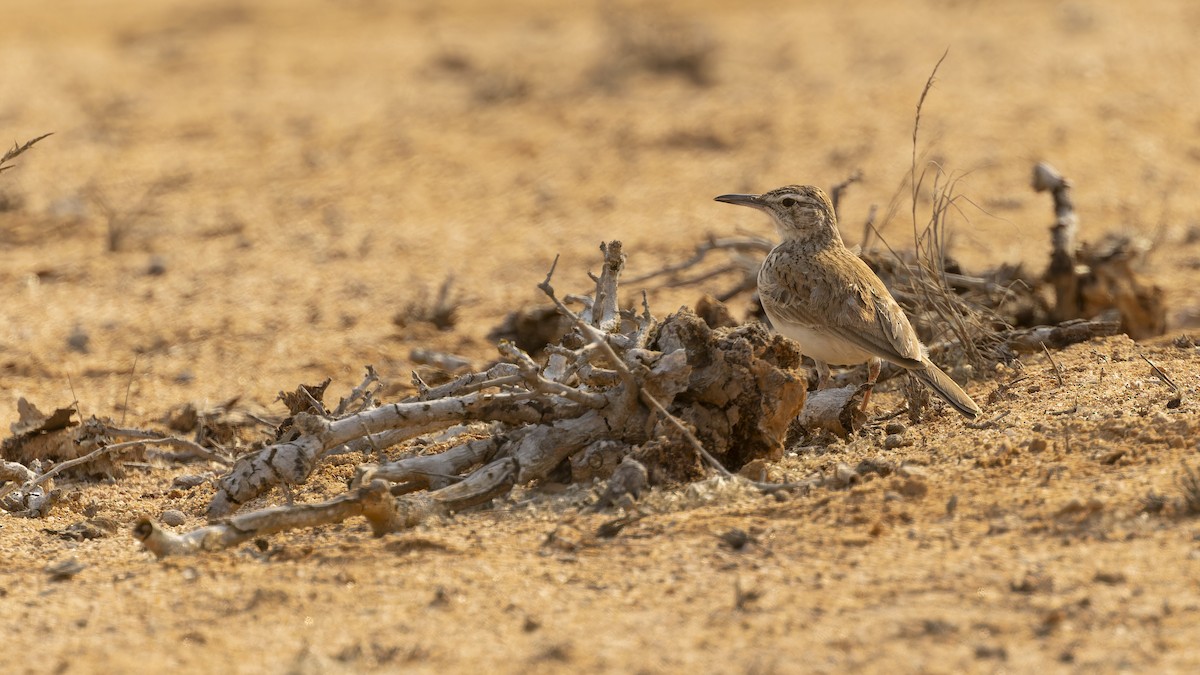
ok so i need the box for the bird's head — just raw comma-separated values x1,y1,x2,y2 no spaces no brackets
714,185,840,243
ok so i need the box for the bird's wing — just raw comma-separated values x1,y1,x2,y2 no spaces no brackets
757,268,825,327
759,247,925,368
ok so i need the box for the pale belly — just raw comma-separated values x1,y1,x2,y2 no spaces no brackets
766,316,875,366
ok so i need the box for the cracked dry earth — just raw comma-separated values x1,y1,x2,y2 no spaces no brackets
3,0,1200,673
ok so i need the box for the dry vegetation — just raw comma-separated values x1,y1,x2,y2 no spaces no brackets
2,0,1200,673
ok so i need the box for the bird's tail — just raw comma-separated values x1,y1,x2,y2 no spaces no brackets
911,360,982,420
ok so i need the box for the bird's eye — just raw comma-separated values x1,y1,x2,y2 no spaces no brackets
780,197,796,208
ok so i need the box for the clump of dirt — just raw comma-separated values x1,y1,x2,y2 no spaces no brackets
651,310,806,474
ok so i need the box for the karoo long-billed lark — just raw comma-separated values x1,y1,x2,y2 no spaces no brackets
715,185,981,419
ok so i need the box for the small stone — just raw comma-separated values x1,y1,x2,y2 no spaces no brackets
160,510,187,526
884,421,906,435
883,433,908,449
832,462,860,487
172,475,207,489
855,457,895,477
45,558,85,582
67,325,90,354
718,528,753,551
974,644,1008,660
922,619,957,636
146,256,167,276
429,586,451,608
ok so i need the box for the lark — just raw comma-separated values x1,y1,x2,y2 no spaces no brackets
715,185,981,419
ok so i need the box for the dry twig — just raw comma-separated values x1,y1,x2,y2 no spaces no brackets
1042,343,1064,387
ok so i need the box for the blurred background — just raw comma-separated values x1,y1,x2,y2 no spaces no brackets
0,0,1197,419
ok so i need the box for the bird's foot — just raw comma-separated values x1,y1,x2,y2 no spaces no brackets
858,358,882,412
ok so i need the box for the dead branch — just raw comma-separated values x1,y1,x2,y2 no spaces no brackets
560,286,725,476
409,349,473,374
0,460,35,485
137,480,398,557
796,385,868,438
410,362,521,402
18,438,153,493
1034,161,1165,339
0,460,37,509
623,235,770,296
207,388,584,517
102,426,233,466
1033,161,1080,323
0,438,156,515
828,169,863,218
497,342,608,408
208,247,645,519
332,366,382,416
187,240,809,554
584,240,626,331
1003,318,1121,353
358,433,503,491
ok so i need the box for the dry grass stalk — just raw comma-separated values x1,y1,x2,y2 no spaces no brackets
393,274,462,331
0,133,52,173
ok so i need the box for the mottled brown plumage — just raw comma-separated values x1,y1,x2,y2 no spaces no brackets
715,185,981,419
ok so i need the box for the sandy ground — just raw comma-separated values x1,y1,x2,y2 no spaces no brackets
2,0,1200,672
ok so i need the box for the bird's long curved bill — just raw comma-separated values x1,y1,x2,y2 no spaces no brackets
714,193,765,209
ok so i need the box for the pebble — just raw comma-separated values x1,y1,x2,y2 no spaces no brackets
172,475,207,489
160,510,187,526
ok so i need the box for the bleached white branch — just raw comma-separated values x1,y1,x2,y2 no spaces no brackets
207,387,583,517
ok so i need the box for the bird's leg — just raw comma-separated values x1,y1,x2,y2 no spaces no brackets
814,360,831,390
860,357,882,411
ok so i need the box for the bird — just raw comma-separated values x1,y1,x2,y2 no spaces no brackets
714,184,981,419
